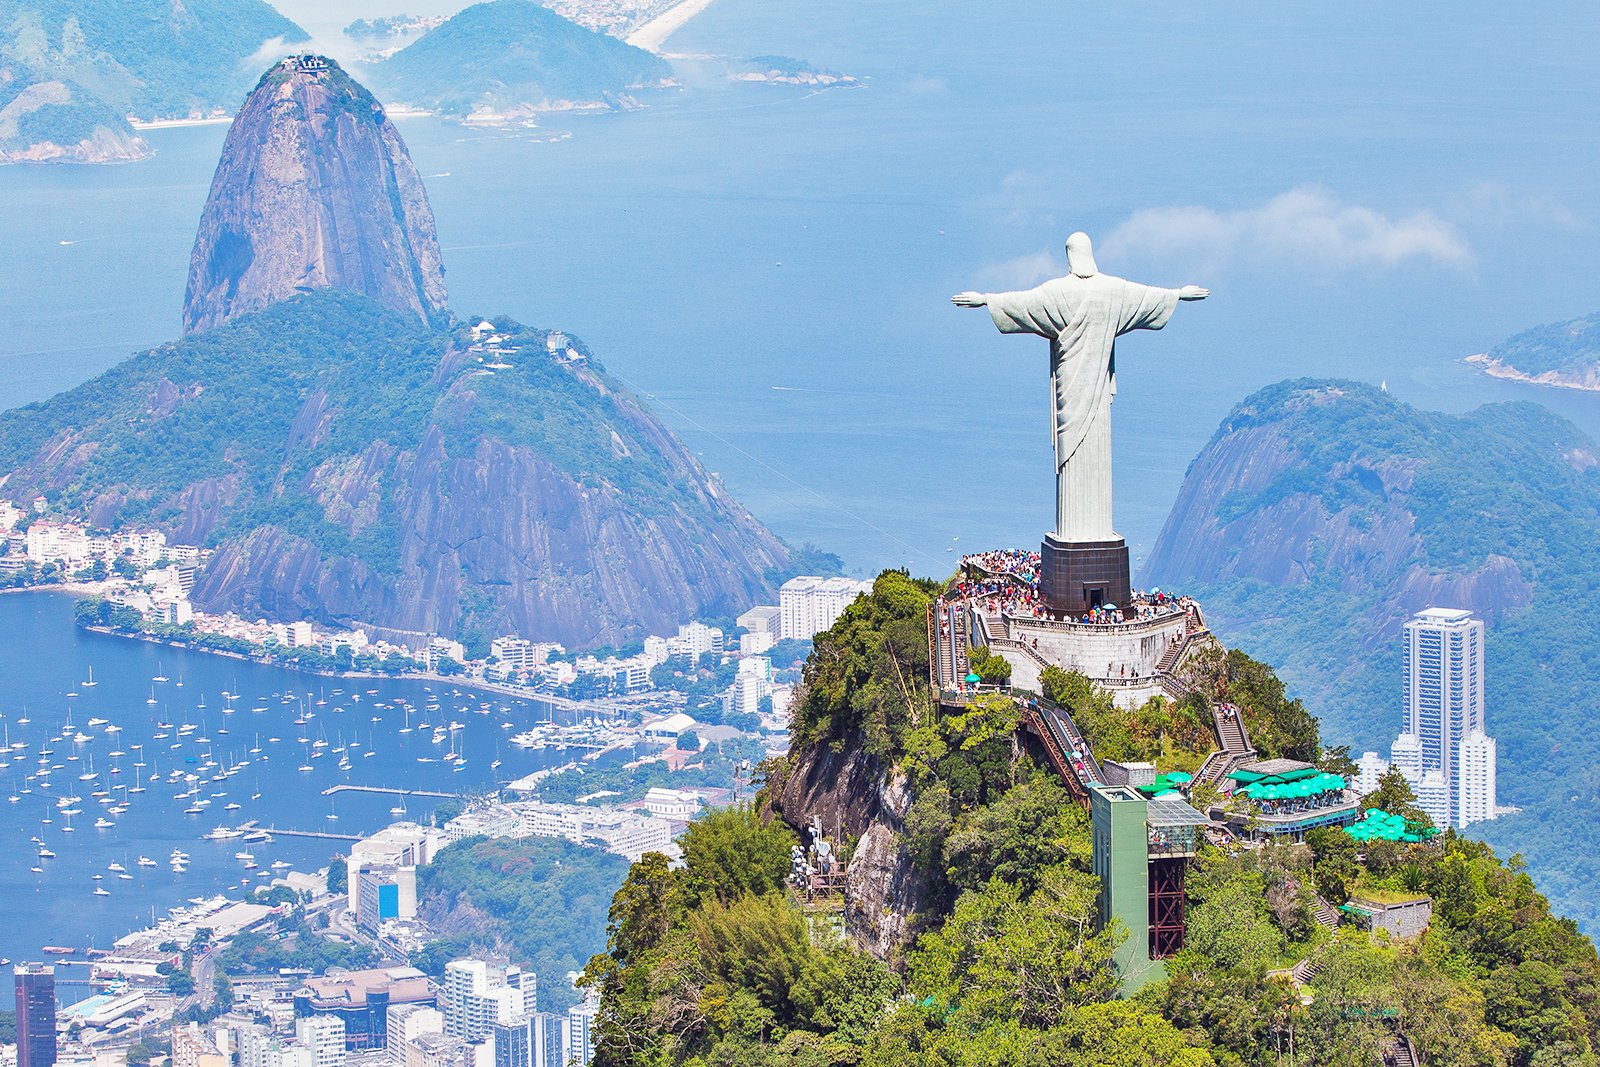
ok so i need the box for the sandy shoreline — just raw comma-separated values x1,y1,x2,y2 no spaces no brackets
130,116,233,130
1463,353,1600,394
627,0,719,52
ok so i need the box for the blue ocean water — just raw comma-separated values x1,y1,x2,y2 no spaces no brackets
2,0,1600,950
0,592,593,976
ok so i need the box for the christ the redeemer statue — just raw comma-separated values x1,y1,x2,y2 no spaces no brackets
953,232,1206,614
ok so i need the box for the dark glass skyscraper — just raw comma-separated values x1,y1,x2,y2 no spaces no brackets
15,963,57,1067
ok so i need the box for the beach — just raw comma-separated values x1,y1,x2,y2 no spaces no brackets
626,0,719,52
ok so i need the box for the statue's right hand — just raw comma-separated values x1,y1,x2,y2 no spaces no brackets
951,291,987,308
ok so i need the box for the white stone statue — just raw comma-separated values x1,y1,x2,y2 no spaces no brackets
953,232,1207,543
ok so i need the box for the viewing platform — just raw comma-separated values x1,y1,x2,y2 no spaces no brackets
934,548,1213,707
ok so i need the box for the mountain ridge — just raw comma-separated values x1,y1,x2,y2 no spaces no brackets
0,291,788,647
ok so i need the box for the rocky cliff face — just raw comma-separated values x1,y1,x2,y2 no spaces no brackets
183,56,447,334
1143,380,1553,641
767,732,932,962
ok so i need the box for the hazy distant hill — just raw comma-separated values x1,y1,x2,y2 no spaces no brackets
1467,310,1600,391
0,75,148,164
0,0,308,162
370,0,670,120
1143,378,1600,928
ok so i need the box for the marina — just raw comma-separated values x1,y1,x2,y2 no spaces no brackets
0,591,650,971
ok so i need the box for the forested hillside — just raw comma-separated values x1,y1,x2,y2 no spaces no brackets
581,572,1600,1067
1143,378,1600,931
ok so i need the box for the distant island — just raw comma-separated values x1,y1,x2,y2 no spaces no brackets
366,0,672,125
1465,310,1600,391
0,0,309,164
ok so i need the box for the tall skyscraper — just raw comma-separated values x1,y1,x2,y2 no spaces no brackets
1390,607,1498,828
15,963,57,1067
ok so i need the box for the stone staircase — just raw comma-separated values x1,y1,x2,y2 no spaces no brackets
1311,894,1341,930
1290,953,1325,985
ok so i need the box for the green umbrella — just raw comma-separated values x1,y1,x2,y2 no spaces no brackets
965,672,981,685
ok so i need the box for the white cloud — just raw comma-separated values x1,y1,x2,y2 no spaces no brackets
238,36,298,77
1102,186,1473,273
1460,182,1585,232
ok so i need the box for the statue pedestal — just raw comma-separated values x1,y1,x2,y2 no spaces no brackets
1039,534,1131,617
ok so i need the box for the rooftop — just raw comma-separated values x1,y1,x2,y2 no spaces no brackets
1233,758,1317,780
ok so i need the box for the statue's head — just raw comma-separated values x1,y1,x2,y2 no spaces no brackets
1066,232,1098,278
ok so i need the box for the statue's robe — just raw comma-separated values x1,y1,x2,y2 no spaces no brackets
986,273,1180,542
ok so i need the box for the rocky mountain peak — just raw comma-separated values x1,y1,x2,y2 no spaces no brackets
182,55,448,335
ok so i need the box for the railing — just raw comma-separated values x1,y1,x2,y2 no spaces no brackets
999,608,1189,637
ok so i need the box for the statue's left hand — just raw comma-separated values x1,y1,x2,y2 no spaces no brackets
1179,285,1209,301
951,291,987,308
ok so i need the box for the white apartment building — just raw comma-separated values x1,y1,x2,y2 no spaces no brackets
1457,731,1497,826
509,802,672,862
739,630,775,656
1354,751,1390,796
779,576,873,641
443,960,536,1041
294,1015,346,1067
1390,608,1498,828
670,622,724,659
388,1003,446,1064
565,999,599,1067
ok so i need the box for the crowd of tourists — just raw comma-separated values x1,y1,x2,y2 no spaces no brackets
962,548,1041,585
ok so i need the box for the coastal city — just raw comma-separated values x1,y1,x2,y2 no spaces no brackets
1,0,1592,1062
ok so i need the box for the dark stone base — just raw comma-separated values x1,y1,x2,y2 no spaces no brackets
1039,534,1131,617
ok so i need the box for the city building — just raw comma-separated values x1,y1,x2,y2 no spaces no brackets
346,823,444,913
355,865,418,932
387,1004,446,1065
15,963,57,1067
238,1029,313,1067
1354,751,1390,795
294,1015,347,1067
294,967,436,1051
565,997,599,1067
1457,731,1498,825
1390,607,1498,828
508,801,673,862
442,960,535,1041
492,1014,563,1067
779,577,873,641
407,1033,472,1067
639,787,700,821
736,604,780,637
738,630,775,656
173,1024,228,1067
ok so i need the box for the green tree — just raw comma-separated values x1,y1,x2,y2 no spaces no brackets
679,803,794,906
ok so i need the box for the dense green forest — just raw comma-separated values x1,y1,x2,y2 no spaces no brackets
1143,379,1600,932
581,571,1600,1066
0,291,733,585
416,836,630,1013
369,0,669,117
1483,310,1600,378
